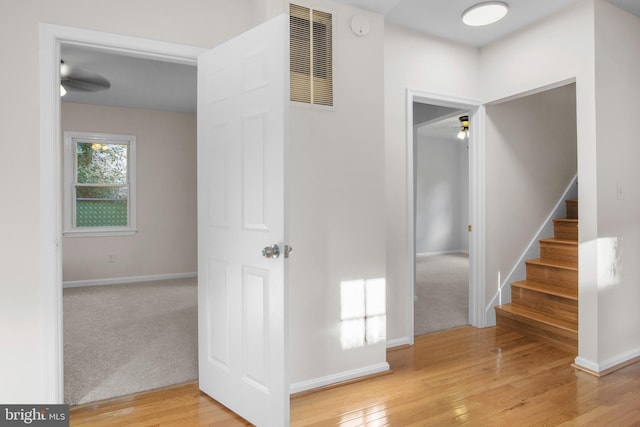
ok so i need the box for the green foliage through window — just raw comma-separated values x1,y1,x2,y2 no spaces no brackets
74,141,130,228
64,132,136,234
76,142,128,185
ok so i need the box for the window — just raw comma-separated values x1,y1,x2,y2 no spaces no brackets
64,131,136,236
290,4,333,106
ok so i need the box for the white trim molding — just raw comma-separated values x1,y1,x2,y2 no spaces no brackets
386,337,411,348
63,272,197,288
289,362,390,394
39,22,64,403
406,89,486,343
39,22,205,404
416,250,469,258
575,346,640,376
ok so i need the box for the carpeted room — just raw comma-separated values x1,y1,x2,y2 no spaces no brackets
61,85,198,405
414,253,468,335
63,278,197,405
414,112,470,336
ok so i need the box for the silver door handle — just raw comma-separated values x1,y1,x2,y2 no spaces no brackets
262,244,280,259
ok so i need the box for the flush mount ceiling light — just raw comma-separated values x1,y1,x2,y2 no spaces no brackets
462,1,509,27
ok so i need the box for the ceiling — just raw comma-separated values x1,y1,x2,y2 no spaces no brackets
61,0,640,114
335,0,583,47
418,115,469,141
334,0,640,47
61,44,196,113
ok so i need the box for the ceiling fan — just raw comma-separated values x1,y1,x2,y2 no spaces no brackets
60,60,111,95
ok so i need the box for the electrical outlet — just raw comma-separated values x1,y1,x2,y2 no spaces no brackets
107,253,116,263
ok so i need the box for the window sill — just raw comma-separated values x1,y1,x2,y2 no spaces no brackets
63,228,138,238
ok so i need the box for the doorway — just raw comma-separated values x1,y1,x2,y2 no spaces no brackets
42,22,292,425
59,43,198,404
405,90,485,343
414,109,470,335
39,23,205,403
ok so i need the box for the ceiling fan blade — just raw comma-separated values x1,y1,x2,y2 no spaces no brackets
61,64,111,92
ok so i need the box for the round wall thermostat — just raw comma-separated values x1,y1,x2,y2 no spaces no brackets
350,15,370,36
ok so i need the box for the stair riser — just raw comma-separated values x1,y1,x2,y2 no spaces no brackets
496,308,577,354
526,264,577,290
499,201,579,353
540,243,578,264
554,222,578,240
511,288,577,324
566,201,578,220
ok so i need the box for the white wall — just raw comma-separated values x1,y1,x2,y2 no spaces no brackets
364,0,640,376
458,137,469,253
61,103,197,282
384,23,480,343
415,133,469,254
0,0,259,404
288,0,387,387
481,0,640,371
592,0,640,368
484,84,577,320
480,0,600,362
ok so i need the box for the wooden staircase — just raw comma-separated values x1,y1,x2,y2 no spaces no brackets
495,200,578,354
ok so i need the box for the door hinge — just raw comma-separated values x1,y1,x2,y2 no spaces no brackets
468,225,472,232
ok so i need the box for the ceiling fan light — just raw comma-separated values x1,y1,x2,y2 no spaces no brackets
456,115,469,140
462,2,509,27
60,62,69,77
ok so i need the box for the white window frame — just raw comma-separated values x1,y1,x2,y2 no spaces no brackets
63,131,137,237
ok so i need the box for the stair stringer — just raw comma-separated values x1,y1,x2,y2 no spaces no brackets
484,175,578,326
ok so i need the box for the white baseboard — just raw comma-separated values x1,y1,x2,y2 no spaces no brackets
63,272,197,288
574,356,599,373
289,362,390,394
386,337,411,348
575,346,640,374
416,250,468,258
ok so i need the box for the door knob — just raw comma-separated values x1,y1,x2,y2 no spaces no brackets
262,244,280,259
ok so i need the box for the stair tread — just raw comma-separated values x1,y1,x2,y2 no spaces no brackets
496,304,578,332
539,238,578,246
498,203,579,353
526,258,577,271
554,218,578,224
511,280,578,300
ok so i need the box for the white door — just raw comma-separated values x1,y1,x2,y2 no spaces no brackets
197,15,290,426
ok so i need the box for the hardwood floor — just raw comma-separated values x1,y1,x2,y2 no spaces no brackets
70,326,640,426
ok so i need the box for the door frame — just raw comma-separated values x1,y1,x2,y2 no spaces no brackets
405,89,486,343
39,23,205,402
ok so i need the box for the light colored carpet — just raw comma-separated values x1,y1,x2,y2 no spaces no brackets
415,253,469,336
63,278,198,406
